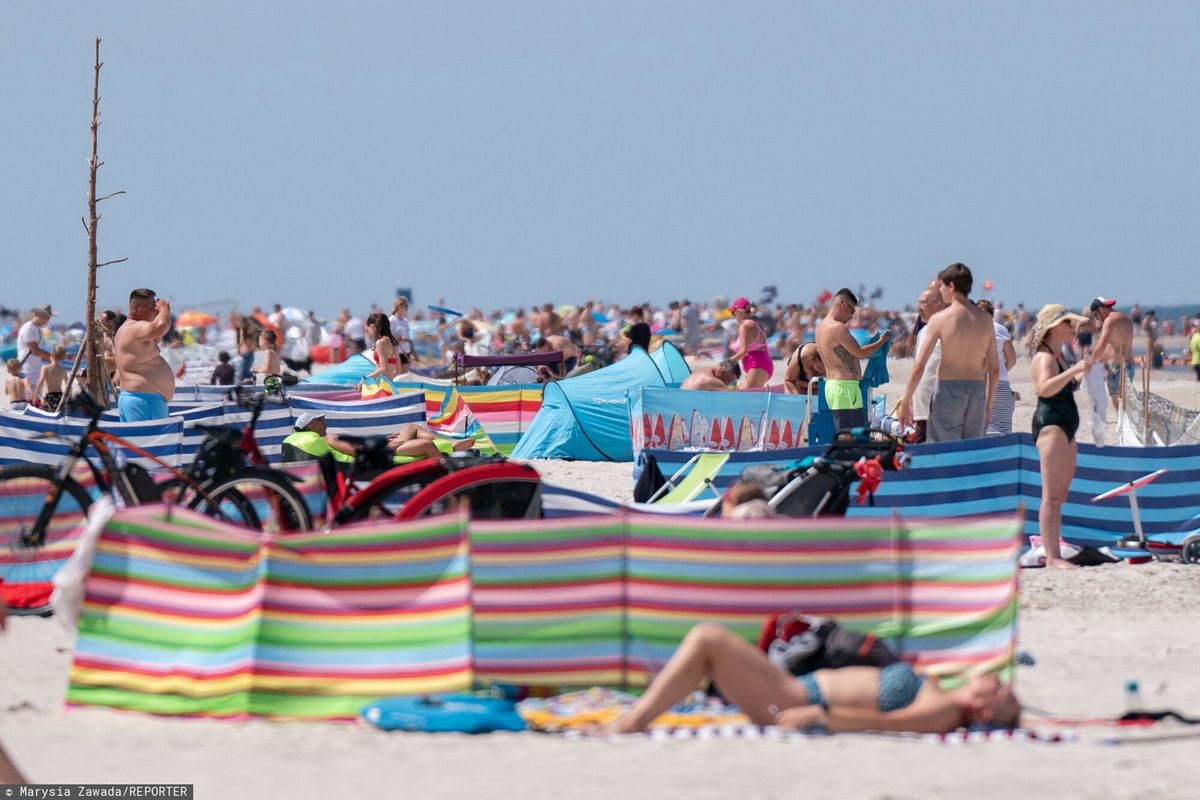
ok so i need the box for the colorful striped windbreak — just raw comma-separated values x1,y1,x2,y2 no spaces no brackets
68,506,1020,720
68,507,473,720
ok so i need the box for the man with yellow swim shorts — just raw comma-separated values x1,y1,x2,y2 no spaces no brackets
816,288,889,432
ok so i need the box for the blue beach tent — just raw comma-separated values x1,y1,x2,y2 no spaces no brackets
511,344,691,461
299,354,375,386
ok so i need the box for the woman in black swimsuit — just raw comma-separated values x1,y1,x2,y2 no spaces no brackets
782,341,825,394
1030,304,1092,569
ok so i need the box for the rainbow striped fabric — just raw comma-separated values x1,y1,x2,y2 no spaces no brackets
457,385,543,456
67,507,1018,719
67,506,473,720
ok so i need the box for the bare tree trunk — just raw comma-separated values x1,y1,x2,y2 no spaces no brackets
83,38,105,403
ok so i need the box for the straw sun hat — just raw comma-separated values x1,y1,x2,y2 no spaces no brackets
1033,304,1089,348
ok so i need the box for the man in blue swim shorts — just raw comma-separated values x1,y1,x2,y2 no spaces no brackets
114,288,175,422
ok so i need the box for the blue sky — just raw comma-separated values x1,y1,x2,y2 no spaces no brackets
4,2,1198,321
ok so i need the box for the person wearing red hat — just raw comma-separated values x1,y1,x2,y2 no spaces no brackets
1089,297,1133,411
728,296,773,389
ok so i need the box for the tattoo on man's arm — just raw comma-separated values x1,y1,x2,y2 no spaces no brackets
833,345,859,376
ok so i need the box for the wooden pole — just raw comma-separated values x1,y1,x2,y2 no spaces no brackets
76,37,127,406
1142,344,1151,444
83,38,104,402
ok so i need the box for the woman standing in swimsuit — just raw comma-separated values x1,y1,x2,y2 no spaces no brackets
1030,304,1092,570
365,312,405,382
729,297,773,389
602,622,1020,734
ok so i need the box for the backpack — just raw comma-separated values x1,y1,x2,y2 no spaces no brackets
756,612,899,676
632,452,667,503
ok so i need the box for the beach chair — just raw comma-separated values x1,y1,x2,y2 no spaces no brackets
647,452,730,504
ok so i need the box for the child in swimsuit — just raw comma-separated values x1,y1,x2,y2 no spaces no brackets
35,346,69,411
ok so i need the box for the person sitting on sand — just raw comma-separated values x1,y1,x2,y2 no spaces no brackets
782,341,824,394
680,359,740,391
602,622,1020,735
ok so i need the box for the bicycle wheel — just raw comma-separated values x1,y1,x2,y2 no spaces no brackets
338,469,447,524
192,468,313,532
0,464,92,610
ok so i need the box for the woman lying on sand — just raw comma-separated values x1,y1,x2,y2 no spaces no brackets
602,623,1020,734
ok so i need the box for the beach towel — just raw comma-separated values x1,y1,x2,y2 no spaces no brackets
862,333,891,389
516,688,748,732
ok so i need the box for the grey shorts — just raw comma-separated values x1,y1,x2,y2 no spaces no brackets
927,380,986,442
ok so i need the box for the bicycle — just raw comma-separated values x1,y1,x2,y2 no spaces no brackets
315,436,541,526
156,383,313,532
0,390,311,593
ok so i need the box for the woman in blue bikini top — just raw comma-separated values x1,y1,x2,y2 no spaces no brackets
603,623,1020,735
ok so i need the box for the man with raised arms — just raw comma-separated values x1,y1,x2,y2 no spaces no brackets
815,288,889,431
1088,297,1134,411
898,263,998,442
115,288,175,421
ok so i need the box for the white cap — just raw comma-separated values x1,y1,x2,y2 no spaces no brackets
294,411,325,430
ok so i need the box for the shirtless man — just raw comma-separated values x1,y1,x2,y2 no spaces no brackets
680,359,740,391
114,288,175,421
897,264,998,442
1088,297,1134,411
815,288,889,431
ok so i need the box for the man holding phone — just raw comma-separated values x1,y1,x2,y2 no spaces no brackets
114,288,175,421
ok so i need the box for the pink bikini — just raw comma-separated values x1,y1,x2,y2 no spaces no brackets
739,321,774,377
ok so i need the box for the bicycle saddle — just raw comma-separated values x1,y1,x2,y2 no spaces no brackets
70,391,105,419
339,435,395,472
193,425,243,447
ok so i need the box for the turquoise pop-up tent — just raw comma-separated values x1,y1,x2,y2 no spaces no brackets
511,344,690,461
299,354,375,385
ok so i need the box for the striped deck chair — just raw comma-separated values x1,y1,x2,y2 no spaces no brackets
648,452,730,504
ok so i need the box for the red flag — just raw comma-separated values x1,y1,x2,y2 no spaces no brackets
816,289,833,305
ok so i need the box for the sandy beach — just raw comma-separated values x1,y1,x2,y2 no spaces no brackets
4,352,1200,800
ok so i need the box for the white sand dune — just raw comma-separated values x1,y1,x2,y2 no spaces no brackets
2,354,1199,799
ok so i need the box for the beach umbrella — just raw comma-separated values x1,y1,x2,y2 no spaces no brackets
282,307,307,325
427,304,464,317
253,311,281,335
177,311,217,328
